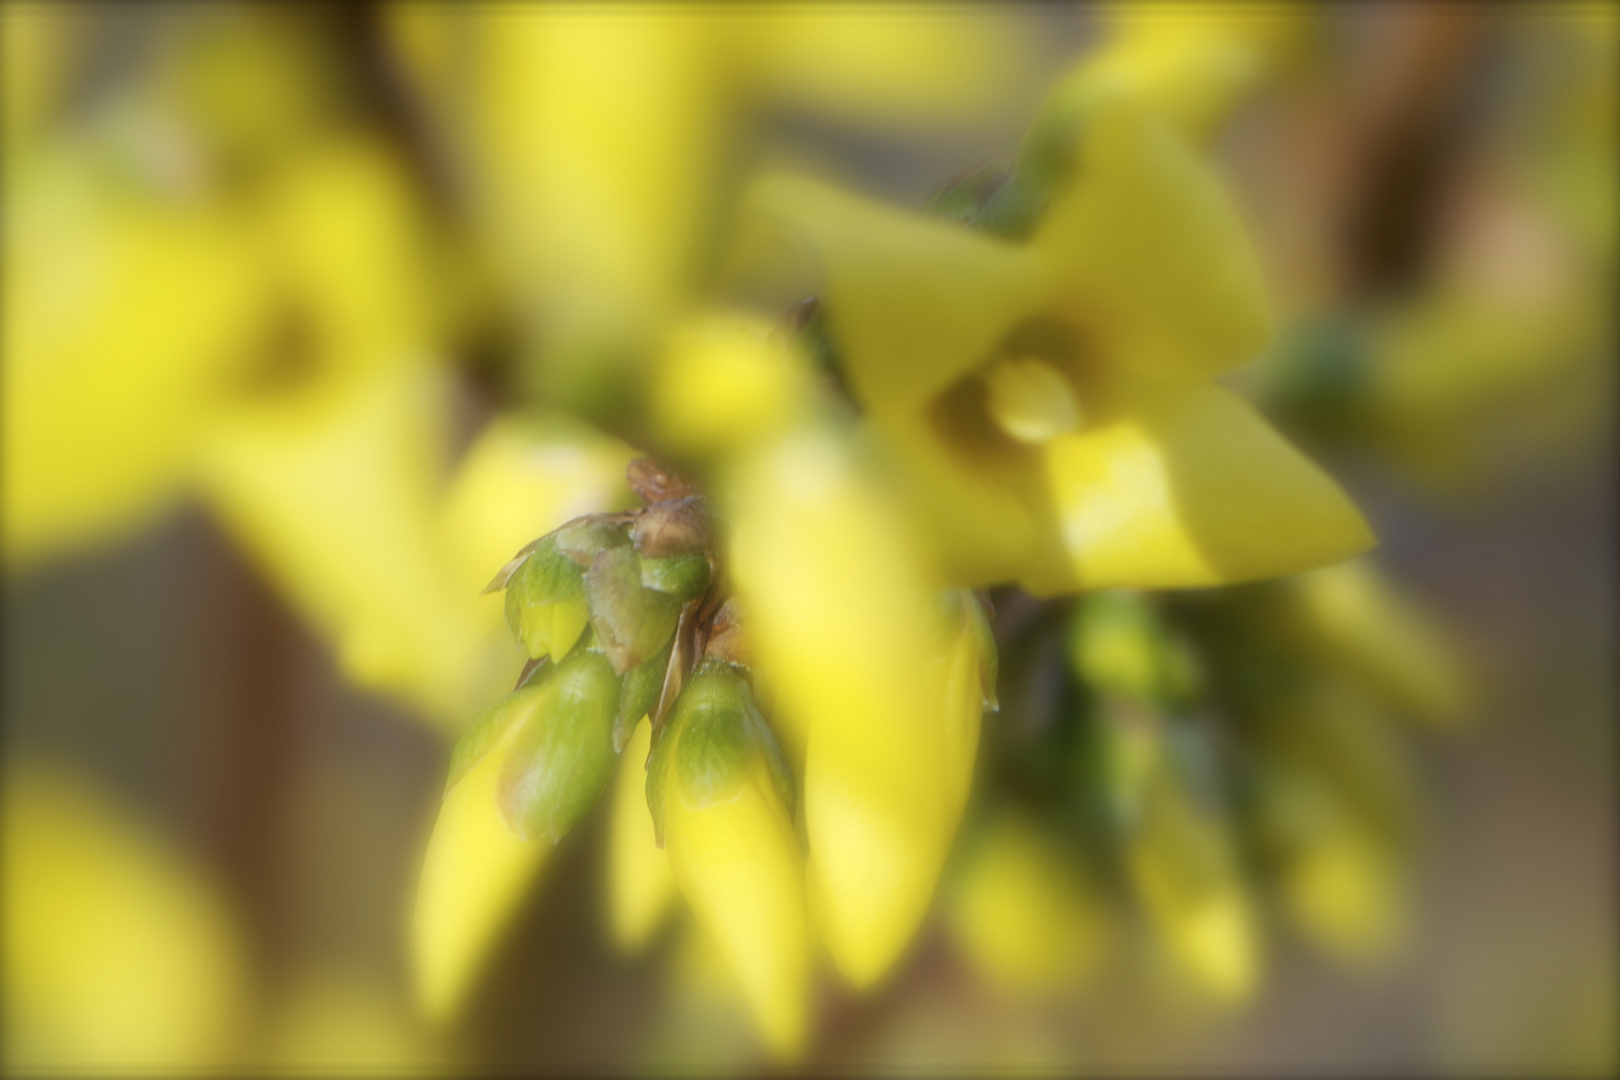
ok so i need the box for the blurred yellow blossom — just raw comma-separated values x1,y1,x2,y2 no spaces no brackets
412,687,552,1023
2,133,265,568
3,761,248,1072
386,4,1026,410
654,662,809,1057
1079,3,1310,141
724,423,972,989
946,811,1110,997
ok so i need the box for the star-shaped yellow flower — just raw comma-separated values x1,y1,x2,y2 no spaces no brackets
748,90,1373,594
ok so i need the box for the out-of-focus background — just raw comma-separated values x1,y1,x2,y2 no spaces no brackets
3,3,1614,1074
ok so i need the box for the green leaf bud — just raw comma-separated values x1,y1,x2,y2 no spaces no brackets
615,638,674,754
496,649,622,843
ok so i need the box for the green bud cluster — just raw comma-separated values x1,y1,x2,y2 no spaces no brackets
450,460,725,847
451,458,807,865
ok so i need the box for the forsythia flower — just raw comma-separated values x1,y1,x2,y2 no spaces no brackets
945,811,1111,997
747,88,1372,593
3,761,248,1070
649,661,808,1055
722,415,990,988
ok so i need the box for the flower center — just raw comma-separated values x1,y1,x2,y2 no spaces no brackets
981,356,1083,444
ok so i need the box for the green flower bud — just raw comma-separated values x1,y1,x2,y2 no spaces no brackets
638,552,711,600
645,661,794,847
496,649,622,843
504,536,590,663
584,546,681,675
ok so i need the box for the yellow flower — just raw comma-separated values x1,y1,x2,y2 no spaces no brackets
3,761,248,1071
653,662,809,1057
748,89,1372,593
724,422,986,989
411,685,554,1023
2,134,265,569
946,811,1110,997
1269,774,1408,967
649,311,814,460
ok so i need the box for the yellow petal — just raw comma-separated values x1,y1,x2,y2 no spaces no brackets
459,7,720,366
724,427,952,987
939,592,987,825
411,717,549,1024
864,410,1039,587
196,363,489,728
1036,93,1271,378
747,173,1047,416
1274,787,1407,967
607,718,676,953
438,411,635,609
665,767,808,1057
1026,374,1373,593
651,311,813,458
254,135,447,372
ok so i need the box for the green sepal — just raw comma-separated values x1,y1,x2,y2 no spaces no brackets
584,546,681,674
670,663,755,809
496,649,622,843
615,638,674,754
639,552,711,601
